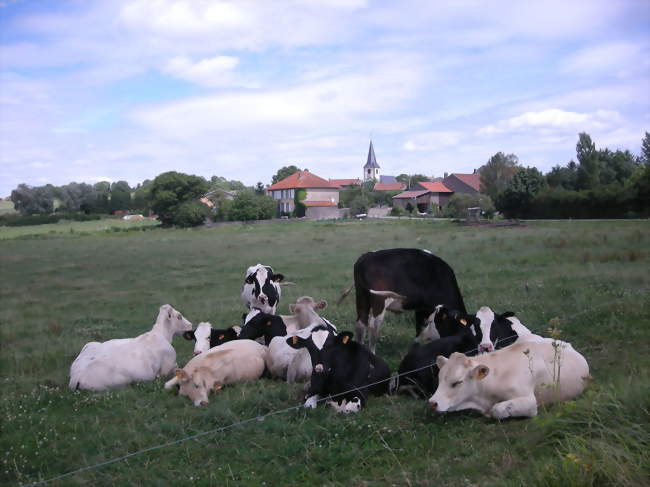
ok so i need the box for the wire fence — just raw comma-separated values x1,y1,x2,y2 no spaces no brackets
21,289,648,487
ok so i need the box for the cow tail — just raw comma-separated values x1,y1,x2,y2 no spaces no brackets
337,283,354,306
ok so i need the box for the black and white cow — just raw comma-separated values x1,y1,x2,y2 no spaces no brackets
287,330,391,413
397,308,479,398
241,264,285,314
342,248,466,353
474,306,540,353
182,322,241,355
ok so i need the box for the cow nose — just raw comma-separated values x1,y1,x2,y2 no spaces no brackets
479,343,493,353
430,401,438,411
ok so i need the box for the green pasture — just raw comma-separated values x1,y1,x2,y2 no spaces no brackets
0,200,17,215
1,219,648,486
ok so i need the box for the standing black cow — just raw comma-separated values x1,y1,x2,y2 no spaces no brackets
342,248,466,353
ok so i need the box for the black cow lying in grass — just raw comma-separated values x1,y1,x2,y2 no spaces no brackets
397,307,480,398
287,331,390,413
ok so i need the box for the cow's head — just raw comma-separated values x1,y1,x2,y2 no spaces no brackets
475,306,517,353
239,312,285,344
288,296,329,327
242,264,284,313
157,304,193,335
428,352,489,414
175,367,220,406
420,305,479,343
183,323,239,355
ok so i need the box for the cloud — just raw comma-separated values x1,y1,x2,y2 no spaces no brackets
403,131,464,152
477,109,623,136
561,41,650,77
163,55,240,87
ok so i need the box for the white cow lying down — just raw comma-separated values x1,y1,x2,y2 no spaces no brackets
69,304,192,391
429,340,590,419
165,339,268,406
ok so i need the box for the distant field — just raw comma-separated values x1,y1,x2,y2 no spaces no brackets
0,217,159,239
0,200,17,215
1,219,648,486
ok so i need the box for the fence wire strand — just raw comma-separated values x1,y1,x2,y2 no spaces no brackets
21,289,647,487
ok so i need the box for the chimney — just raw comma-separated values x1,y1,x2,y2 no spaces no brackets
443,172,448,178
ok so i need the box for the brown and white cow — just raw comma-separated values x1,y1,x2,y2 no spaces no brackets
429,340,590,419
165,339,268,406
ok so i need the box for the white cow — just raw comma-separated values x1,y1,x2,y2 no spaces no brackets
165,339,268,406
69,304,192,391
240,264,285,314
429,340,590,419
185,322,241,355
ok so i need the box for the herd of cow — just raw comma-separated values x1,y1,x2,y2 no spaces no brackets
69,248,590,419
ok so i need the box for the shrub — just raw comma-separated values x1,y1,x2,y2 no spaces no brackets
148,171,209,227
171,201,211,227
443,193,495,219
390,205,405,216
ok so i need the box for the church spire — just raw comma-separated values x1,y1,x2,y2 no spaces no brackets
364,140,380,169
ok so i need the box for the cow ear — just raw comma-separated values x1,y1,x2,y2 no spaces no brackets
182,331,195,341
287,335,307,349
436,355,448,369
316,300,328,310
214,382,223,391
175,369,189,383
273,274,284,283
338,332,353,345
470,365,489,380
459,318,468,326
289,304,297,313
218,334,225,340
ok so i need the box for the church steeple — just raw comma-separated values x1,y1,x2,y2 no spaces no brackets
363,140,380,182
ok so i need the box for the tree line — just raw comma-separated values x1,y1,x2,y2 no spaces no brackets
478,132,649,219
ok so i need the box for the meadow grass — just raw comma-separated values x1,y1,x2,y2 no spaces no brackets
0,219,648,486
0,200,17,216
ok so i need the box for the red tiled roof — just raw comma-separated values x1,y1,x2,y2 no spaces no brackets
374,181,406,191
393,190,429,199
329,178,361,188
416,181,453,193
267,170,337,190
449,173,480,192
304,200,338,207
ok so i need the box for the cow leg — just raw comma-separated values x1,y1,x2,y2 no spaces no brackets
304,394,320,409
355,289,371,347
490,394,538,419
368,295,388,354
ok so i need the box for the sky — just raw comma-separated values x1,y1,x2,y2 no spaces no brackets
1,0,649,196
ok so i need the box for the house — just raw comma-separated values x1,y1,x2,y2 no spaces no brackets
266,170,340,218
374,181,406,192
329,178,361,189
393,181,453,213
442,173,481,194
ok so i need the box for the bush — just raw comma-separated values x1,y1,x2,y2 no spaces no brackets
390,205,405,216
171,201,211,227
443,193,495,219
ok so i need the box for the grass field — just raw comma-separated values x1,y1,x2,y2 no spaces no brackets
1,219,649,486
0,200,17,216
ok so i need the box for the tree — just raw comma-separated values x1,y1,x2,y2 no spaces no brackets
598,149,639,185
396,174,429,189
10,184,54,215
575,133,600,190
546,161,578,190
132,180,152,212
444,193,495,219
106,181,131,213
293,188,307,217
57,182,94,212
254,182,266,195
209,176,246,191
272,165,300,184
229,190,276,221
641,132,650,165
496,167,546,218
148,171,209,226
479,152,520,200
